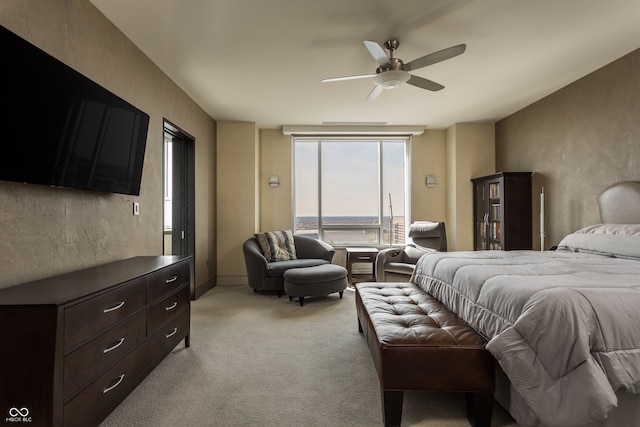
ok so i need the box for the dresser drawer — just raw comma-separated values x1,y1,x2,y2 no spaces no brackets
148,308,189,366
148,285,190,334
148,260,190,303
63,342,148,427
63,311,147,401
64,278,147,351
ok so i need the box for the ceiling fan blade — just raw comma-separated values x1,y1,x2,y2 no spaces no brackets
364,40,389,66
404,44,466,72
407,75,444,91
322,73,376,83
366,85,384,102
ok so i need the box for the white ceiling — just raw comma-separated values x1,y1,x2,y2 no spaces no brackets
90,0,640,130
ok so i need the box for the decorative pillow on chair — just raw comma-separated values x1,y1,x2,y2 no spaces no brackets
254,230,297,261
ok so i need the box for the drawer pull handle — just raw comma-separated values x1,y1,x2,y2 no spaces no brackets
103,374,125,394
103,337,125,354
166,327,178,339
357,256,371,260
165,275,178,284
103,301,125,313
165,302,178,311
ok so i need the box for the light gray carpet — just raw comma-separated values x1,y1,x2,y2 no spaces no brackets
100,285,519,426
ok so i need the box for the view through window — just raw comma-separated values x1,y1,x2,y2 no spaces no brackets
294,137,409,246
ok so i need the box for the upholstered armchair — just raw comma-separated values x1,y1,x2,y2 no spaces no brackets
243,233,336,294
375,221,447,282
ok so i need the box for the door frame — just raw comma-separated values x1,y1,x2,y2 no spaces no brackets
163,119,196,298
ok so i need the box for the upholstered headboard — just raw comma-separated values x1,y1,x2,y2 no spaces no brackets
598,181,640,223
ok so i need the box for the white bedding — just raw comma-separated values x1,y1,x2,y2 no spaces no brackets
411,226,640,427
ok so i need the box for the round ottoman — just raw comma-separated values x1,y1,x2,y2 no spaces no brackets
283,264,348,306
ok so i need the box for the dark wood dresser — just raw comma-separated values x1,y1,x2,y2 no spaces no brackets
0,256,191,427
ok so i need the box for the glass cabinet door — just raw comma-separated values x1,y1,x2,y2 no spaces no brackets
474,182,488,250
488,180,503,250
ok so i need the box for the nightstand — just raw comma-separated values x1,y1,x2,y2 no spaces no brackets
346,247,379,285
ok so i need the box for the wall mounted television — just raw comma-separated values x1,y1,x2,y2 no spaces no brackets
0,25,150,196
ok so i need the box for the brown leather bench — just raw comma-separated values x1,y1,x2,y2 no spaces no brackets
355,282,495,427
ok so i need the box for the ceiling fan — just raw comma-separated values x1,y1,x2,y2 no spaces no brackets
322,40,466,101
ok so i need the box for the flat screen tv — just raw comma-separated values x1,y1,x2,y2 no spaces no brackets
0,25,150,196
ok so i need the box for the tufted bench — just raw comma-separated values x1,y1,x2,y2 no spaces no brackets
355,282,495,427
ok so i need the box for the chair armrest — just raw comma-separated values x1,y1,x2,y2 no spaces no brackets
375,247,404,281
403,246,435,263
294,235,335,262
375,245,437,281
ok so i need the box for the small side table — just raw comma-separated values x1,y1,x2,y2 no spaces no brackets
346,247,379,285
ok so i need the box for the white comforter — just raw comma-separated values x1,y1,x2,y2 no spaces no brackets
411,250,640,427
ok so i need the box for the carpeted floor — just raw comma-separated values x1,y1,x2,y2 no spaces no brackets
100,285,519,426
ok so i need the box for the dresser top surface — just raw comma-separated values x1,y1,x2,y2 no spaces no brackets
0,256,190,306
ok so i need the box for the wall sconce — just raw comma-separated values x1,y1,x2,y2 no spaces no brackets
268,175,280,188
425,175,437,188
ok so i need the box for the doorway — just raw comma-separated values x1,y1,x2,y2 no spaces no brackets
163,120,195,265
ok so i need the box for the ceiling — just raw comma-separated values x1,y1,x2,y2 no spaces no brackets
90,0,640,130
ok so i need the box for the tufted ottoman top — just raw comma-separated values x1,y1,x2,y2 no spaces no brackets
283,264,347,285
355,281,487,348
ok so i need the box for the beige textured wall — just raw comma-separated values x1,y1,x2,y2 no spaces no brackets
216,121,259,284
259,129,292,231
254,131,448,236
215,129,450,284
446,123,496,251
496,48,640,247
0,0,216,293
220,123,494,281
411,131,447,222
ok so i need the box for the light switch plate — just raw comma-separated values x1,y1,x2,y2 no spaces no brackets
133,202,140,215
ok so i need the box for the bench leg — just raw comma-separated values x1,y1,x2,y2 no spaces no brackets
465,392,494,427
381,390,403,427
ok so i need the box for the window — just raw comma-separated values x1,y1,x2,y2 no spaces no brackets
294,137,410,246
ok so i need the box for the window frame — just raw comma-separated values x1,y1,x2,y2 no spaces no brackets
292,135,412,247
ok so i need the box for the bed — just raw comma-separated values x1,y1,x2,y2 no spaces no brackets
410,181,640,427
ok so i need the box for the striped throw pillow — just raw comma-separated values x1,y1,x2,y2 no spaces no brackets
254,230,297,262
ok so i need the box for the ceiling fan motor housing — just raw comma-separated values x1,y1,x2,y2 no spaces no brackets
373,57,410,89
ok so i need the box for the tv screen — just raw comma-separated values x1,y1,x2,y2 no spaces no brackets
0,25,149,196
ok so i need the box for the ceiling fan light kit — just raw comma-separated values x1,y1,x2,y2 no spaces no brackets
373,70,410,89
322,39,466,101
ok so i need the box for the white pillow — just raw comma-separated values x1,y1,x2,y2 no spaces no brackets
557,224,640,259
